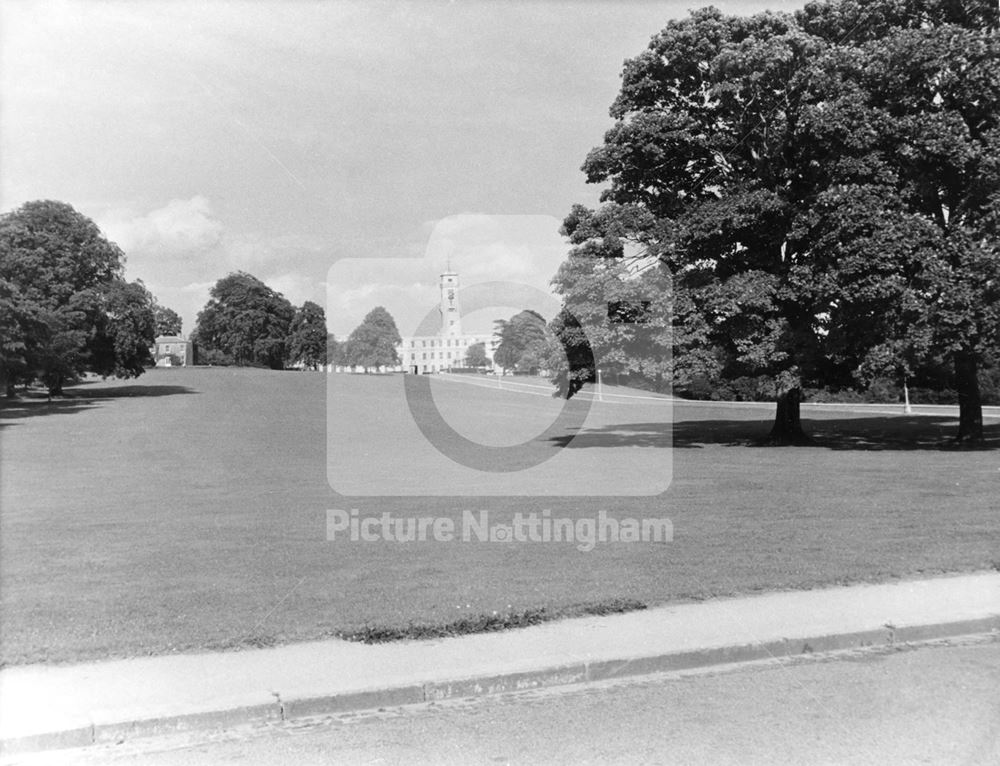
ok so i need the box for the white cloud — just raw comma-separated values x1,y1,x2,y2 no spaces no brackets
267,271,325,308
96,197,338,333
327,281,438,338
102,196,225,263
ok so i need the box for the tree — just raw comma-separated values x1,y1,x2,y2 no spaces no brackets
558,1,999,442
548,238,675,398
465,341,488,368
88,280,159,382
493,310,550,373
0,200,155,395
153,304,183,336
327,333,342,366
342,306,401,372
556,9,822,440
192,272,294,369
791,3,1000,441
0,276,38,395
287,301,328,370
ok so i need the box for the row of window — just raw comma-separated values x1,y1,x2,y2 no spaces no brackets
409,351,465,361
404,337,482,349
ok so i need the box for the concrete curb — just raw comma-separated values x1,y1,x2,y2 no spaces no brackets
2,614,997,758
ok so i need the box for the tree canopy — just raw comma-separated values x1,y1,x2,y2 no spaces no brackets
465,341,488,369
557,0,1000,442
0,200,156,395
153,304,183,337
287,300,328,370
192,272,295,369
493,310,551,373
342,306,402,372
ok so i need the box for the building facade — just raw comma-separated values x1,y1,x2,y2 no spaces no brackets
396,269,496,374
152,335,194,367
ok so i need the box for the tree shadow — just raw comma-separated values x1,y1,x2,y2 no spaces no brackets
0,384,197,425
64,384,198,399
550,415,1000,451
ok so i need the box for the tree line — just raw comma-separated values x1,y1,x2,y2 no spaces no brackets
0,200,476,386
192,272,328,370
0,201,335,395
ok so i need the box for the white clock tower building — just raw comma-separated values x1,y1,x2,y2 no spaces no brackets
389,266,494,375
440,268,461,337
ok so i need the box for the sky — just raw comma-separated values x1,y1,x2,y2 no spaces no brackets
1,0,805,337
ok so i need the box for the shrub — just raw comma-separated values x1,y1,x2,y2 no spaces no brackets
196,348,233,366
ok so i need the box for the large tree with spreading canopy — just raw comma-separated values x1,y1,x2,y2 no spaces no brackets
556,0,999,442
192,272,295,369
0,200,156,396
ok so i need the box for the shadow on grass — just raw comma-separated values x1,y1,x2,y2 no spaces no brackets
0,384,197,424
64,383,198,399
551,416,1000,451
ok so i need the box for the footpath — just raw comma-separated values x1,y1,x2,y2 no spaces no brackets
1,571,998,757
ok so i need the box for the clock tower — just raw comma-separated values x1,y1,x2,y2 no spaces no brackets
439,267,461,337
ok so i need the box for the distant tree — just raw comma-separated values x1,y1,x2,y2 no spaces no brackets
327,333,342,366
343,306,401,372
0,200,155,395
465,341,488,368
492,322,518,372
195,347,232,366
153,304,183,336
192,272,294,370
548,246,675,398
493,310,549,373
287,301,328,370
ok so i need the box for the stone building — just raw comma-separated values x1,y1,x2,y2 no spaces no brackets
396,268,495,374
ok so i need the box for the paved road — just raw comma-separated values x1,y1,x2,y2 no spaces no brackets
16,636,1000,766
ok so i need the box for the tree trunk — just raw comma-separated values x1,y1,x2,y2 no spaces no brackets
954,350,983,443
767,386,810,445
46,374,64,397
1,367,14,398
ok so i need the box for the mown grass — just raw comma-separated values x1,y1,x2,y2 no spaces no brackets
1,367,997,666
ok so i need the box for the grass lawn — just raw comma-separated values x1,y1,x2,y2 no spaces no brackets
1,367,998,666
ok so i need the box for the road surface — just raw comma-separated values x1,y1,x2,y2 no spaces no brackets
15,635,1000,766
